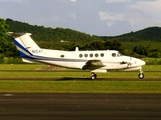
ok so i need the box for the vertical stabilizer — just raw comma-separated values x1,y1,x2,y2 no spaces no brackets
7,32,40,49
19,33,40,49
7,32,40,62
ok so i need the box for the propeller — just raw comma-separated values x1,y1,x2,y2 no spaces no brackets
127,57,133,68
120,57,132,68
127,62,131,68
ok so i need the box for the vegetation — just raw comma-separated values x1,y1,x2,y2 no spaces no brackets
0,64,161,93
0,18,9,58
6,18,161,42
0,18,161,64
100,27,161,42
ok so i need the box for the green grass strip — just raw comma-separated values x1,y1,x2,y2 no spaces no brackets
0,80,161,93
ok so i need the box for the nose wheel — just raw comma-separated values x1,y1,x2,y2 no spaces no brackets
138,67,144,79
138,73,144,79
91,72,97,80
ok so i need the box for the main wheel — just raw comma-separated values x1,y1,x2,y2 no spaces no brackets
91,73,97,80
138,73,144,79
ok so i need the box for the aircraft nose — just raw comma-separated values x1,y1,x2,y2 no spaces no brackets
139,59,146,66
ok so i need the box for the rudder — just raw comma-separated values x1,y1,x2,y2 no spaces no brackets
7,32,40,62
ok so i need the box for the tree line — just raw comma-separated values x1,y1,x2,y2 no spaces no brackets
0,18,161,62
6,18,161,42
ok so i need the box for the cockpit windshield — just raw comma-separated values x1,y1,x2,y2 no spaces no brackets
117,52,122,57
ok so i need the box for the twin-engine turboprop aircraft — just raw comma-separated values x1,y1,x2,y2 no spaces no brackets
7,32,146,79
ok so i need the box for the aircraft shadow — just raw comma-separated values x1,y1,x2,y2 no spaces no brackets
55,77,92,81
55,77,161,81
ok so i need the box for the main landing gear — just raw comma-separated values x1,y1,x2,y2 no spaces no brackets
91,72,97,80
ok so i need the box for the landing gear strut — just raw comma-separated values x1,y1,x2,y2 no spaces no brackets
138,68,144,79
91,72,97,80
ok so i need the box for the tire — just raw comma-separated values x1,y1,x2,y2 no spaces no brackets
91,75,96,80
138,73,144,79
91,73,97,80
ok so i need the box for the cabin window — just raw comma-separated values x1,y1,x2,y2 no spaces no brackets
60,55,64,58
95,53,98,57
84,54,88,57
90,54,93,57
100,53,104,57
112,53,116,57
79,54,83,58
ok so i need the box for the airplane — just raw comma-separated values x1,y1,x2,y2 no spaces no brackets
7,32,146,80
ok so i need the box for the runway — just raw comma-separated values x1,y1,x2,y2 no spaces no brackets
0,77,161,81
0,70,161,81
0,93,161,120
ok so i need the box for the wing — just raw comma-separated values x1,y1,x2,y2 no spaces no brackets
82,60,105,70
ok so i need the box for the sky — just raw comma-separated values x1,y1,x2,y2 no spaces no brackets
0,0,161,36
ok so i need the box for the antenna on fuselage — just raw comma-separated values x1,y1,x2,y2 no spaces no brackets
75,47,79,51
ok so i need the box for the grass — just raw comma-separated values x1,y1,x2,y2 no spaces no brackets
0,80,161,93
0,64,45,70
122,41,161,50
0,64,161,93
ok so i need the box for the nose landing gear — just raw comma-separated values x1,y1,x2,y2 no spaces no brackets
138,68,144,79
138,73,144,79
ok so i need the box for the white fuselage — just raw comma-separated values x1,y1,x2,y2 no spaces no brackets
24,48,145,72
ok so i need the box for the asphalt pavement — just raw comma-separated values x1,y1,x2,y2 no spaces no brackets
0,93,161,120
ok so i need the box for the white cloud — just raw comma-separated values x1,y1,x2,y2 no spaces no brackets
70,0,77,2
99,0,161,32
128,1,161,12
106,0,131,3
99,12,123,21
127,1,161,30
99,12,124,26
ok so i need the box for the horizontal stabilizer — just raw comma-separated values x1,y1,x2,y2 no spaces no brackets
7,32,31,38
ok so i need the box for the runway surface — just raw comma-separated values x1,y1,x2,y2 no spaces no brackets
0,93,161,120
0,77,161,81
0,70,161,81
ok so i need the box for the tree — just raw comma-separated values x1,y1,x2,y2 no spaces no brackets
0,18,9,57
133,45,148,57
104,39,122,51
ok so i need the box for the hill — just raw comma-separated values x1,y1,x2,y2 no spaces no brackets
100,27,161,42
6,18,99,42
6,18,161,42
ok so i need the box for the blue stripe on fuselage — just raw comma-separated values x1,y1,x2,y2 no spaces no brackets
12,37,32,58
